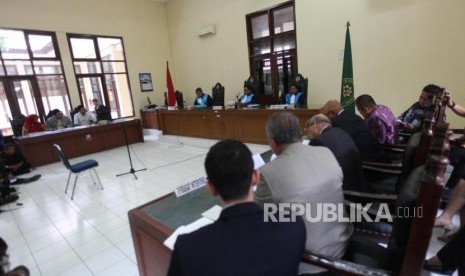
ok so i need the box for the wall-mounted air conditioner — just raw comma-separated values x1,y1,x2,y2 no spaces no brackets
198,25,216,38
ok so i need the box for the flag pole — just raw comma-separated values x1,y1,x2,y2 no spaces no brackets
340,21,355,113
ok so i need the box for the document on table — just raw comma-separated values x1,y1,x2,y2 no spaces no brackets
252,153,266,169
163,205,223,250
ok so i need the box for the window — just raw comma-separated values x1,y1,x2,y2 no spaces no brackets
67,34,134,119
246,1,297,104
0,28,71,135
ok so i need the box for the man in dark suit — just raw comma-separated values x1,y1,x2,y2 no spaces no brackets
167,139,306,276
306,114,366,192
321,100,388,163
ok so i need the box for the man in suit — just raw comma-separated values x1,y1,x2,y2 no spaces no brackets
255,112,352,275
45,109,73,130
168,139,306,276
321,100,389,162
305,114,366,192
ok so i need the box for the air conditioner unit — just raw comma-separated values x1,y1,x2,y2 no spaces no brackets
198,25,216,38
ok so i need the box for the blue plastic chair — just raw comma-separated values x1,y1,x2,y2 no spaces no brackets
53,144,103,199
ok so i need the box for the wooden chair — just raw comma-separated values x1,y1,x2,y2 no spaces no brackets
212,82,225,106
244,76,261,95
360,90,447,194
303,122,451,276
175,90,184,109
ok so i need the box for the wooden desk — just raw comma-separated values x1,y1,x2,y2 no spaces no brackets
158,108,319,144
140,109,160,129
16,119,143,167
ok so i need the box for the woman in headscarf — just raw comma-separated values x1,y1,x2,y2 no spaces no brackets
22,114,44,135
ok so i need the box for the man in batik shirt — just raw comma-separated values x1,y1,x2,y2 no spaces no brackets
355,94,399,145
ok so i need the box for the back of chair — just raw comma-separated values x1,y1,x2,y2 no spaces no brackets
53,144,72,170
175,91,184,109
212,83,225,106
9,115,26,137
390,122,449,274
290,73,308,98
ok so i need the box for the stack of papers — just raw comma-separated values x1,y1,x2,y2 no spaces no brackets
163,205,222,250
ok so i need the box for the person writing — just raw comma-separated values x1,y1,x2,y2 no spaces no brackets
73,105,96,126
192,87,213,109
167,139,306,276
238,84,257,107
45,109,73,130
22,114,44,135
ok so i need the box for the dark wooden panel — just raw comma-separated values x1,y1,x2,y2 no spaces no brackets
140,109,160,129
159,109,319,144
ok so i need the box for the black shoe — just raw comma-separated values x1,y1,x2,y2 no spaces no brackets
23,174,41,184
13,174,41,185
423,261,454,275
0,194,19,206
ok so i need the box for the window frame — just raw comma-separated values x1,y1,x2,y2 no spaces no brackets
245,1,298,104
0,28,71,135
67,33,134,119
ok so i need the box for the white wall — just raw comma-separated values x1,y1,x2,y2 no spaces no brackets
166,0,465,127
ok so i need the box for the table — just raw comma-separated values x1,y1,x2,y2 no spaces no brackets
16,119,144,167
158,108,319,144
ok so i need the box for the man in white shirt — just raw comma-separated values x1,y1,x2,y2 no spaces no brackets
73,105,96,126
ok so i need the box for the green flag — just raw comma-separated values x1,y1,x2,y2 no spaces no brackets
341,21,355,113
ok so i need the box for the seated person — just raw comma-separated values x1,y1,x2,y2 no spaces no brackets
92,99,112,121
355,94,399,145
167,139,306,276
306,114,366,192
45,109,73,130
255,112,352,275
22,114,44,136
1,237,30,276
283,84,306,108
238,84,257,107
424,226,465,276
1,143,32,176
397,84,442,132
192,87,213,109
321,100,389,162
73,105,96,126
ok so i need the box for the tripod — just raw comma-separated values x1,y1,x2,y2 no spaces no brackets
116,122,146,179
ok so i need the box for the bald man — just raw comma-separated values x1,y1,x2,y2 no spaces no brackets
321,100,388,163
306,114,366,191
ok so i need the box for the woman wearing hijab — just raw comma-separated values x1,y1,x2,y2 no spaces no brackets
22,114,44,135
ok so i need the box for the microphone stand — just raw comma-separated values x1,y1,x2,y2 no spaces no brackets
116,121,146,179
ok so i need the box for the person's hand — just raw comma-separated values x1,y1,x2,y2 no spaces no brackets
444,89,451,106
404,123,414,131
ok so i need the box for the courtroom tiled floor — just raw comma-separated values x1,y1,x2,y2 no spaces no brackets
0,132,459,275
